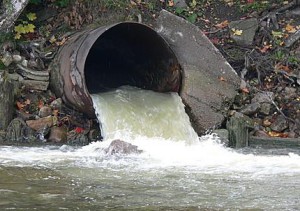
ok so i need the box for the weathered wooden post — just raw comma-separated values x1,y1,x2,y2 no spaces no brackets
0,70,14,130
226,113,253,148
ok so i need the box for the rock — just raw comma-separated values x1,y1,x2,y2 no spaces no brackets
212,129,229,146
251,91,274,104
259,103,272,115
270,115,289,132
253,130,269,138
67,133,89,146
39,106,52,118
88,129,101,142
262,117,272,127
290,7,300,16
21,59,28,67
8,73,24,81
21,80,49,91
174,0,187,8
283,87,297,100
36,125,51,142
1,51,13,66
16,110,36,120
105,139,143,155
6,118,36,143
229,18,258,46
50,98,62,109
288,131,296,138
48,126,67,143
240,102,260,116
26,116,53,131
12,54,22,63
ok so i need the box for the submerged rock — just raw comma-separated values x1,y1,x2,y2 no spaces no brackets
105,139,143,155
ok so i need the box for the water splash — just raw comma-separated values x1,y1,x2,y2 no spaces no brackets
1,86,300,176
91,86,199,143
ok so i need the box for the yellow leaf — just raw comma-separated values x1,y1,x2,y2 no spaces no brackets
26,13,37,21
15,33,21,39
285,24,296,33
232,28,243,36
14,24,26,34
23,24,35,33
49,35,57,44
190,0,197,8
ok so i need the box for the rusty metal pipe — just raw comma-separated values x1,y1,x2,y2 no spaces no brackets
50,22,181,117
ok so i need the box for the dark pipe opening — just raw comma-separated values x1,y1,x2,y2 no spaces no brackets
84,23,181,94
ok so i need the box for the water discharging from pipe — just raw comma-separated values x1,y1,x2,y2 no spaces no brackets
91,86,198,143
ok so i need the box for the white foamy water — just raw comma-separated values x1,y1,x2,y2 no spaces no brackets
0,135,300,176
1,86,300,176
1,86,300,210
91,86,199,143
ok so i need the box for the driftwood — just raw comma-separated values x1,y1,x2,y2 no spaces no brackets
0,0,29,32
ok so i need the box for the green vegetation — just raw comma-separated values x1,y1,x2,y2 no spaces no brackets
14,12,37,39
0,61,5,70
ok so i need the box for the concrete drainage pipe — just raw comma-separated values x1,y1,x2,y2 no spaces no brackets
50,22,182,117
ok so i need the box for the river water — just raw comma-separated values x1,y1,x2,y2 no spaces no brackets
1,86,300,210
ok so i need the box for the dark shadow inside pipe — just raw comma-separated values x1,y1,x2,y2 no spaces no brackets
84,23,181,94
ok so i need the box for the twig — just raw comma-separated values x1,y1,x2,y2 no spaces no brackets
284,29,300,48
266,92,296,124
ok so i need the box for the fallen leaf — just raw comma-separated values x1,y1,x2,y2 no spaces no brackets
285,24,296,33
38,100,44,109
215,20,229,29
210,37,220,44
16,101,25,110
53,109,59,117
268,131,289,138
56,37,67,46
272,30,283,38
15,33,21,39
75,127,84,133
232,28,243,36
23,24,35,33
259,44,272,53
275,63,291,73
49,35,56,44
26,13,37,21
241,87,250,93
